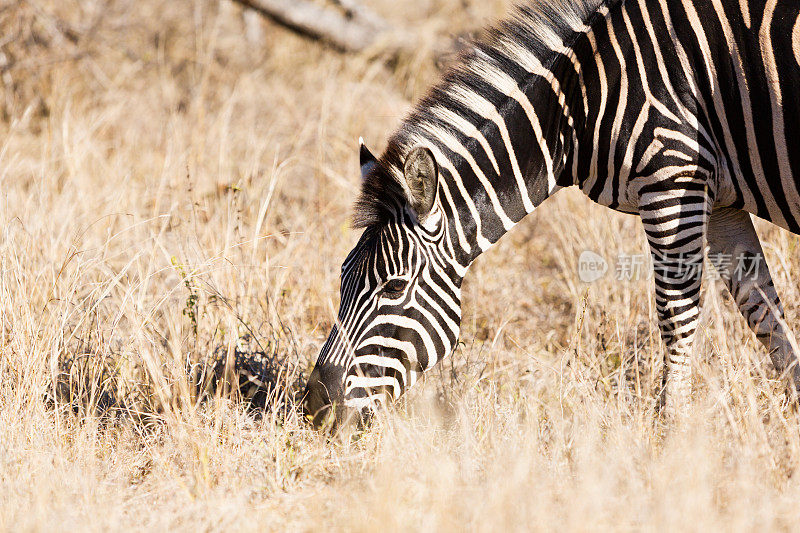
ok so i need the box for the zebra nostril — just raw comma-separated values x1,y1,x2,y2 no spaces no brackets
302,370,329,422
303,385,336,429
303,364,351,429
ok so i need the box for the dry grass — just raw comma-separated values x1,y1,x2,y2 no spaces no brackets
3,0,800,530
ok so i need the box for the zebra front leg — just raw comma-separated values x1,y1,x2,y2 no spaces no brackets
707,208,800,392
639,176,712,417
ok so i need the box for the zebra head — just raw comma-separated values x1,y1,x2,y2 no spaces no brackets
303,141,463,427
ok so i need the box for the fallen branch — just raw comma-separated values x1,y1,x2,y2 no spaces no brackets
329,0,387,30
230,0,390,53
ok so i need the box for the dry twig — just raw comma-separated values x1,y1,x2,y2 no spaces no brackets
230,0,391,53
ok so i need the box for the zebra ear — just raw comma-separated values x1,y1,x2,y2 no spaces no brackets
403,146,438,219
360,138,378,179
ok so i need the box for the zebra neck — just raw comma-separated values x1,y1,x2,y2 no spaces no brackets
381,1,616,267
412,35,598,266
422,77,574,269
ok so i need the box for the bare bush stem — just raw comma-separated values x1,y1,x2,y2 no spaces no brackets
230,0,389,52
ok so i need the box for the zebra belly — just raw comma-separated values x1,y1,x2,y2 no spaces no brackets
714,149,800,235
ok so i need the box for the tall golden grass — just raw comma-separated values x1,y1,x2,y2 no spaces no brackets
3,0,800,529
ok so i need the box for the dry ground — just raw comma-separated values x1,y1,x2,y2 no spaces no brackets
3,0,800,530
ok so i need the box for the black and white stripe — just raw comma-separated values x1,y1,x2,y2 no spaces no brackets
304,0,800,423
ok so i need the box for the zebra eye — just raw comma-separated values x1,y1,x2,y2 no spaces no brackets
381,278,408,298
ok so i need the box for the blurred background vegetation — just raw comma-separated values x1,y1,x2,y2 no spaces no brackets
3,1,800,529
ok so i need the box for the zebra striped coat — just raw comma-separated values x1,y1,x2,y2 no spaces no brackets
303,0,800,425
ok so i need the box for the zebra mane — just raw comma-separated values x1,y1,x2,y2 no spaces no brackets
352,161,407,229
353,0,613,229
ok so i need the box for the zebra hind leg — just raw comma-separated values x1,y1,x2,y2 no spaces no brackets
707,207,800,395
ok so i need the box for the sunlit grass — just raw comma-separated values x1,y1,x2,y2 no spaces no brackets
2,0,800,529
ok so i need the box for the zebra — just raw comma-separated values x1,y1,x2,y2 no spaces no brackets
302,0,800,426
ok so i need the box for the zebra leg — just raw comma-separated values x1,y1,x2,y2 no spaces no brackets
639,176,712,417
707,208,800,391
